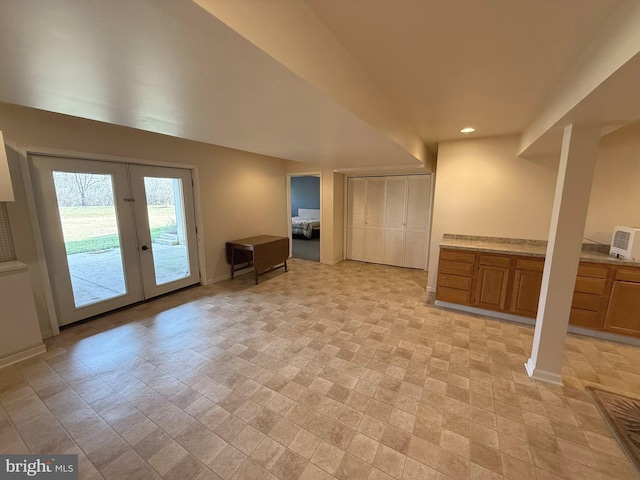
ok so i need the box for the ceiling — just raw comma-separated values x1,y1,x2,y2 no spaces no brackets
0,0,636,167
304,0,623,144
0,0,421,169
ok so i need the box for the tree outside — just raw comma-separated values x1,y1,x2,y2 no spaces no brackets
52,172,179,254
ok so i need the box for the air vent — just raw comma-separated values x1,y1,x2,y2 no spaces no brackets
613,230,630,250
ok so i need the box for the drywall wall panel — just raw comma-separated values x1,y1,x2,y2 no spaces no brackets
0,103,287,334
428,135,558,289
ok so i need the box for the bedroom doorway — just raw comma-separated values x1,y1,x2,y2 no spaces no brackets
288,174,321,262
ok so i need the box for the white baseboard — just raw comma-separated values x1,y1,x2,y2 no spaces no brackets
0,343,47,369
322,257,344,266
208,267,253,285
524,358,563,386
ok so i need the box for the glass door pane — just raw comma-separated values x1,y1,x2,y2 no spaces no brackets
52,172,127,307
29,156,144,326
143,176,190,285
129,164,199,299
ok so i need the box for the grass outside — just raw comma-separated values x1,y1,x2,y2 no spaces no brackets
63,227,166,255
59,205,177,255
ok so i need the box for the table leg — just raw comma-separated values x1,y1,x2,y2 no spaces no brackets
255,270,259,285
231,247,235,279
284,261,288,272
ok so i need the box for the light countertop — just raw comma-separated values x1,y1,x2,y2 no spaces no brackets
440,234,640,267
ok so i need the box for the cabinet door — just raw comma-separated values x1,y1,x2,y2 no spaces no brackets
605,281,640,336
475,265,510,310
510,269,543,318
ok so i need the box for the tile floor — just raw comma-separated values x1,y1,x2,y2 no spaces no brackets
1,259,640,480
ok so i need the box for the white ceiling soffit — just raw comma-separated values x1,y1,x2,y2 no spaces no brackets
304,0,623,144
519,0,640,157
0,0,421,169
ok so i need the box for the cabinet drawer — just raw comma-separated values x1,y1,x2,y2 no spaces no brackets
440,249,475,263
436,286,472,305
516,258,544,271
479,255,511,267
438,273,472,290
574,276,606,296
569,308,603,329
577,264,609,279
571,292,603,312
615,268,640,283
439,260,474,276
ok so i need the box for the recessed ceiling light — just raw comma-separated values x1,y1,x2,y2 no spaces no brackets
460,127,476,133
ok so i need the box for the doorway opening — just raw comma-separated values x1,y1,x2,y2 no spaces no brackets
289,174,321,262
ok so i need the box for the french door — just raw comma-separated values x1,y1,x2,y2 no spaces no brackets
30,156,200,326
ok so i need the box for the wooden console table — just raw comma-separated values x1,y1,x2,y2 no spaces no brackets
226,235,289,284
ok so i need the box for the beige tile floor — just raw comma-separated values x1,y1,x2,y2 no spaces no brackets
2,259,640,480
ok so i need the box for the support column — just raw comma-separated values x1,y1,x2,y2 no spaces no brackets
525,123,601,385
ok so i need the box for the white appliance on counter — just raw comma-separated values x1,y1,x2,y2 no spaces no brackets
610,226,640,261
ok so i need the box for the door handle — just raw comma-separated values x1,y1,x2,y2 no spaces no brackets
141,245,150,251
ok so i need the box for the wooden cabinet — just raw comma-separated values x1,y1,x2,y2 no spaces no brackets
474,255,511,311
436,246,640,338
510,258,544,318
604,269,640,337
568,263,611,330
436,249,475,306
347,176,431,269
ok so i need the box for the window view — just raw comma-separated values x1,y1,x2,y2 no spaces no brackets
52,172,127,307
143,177,191,285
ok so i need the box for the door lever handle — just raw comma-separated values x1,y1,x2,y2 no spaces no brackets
141,245,149,251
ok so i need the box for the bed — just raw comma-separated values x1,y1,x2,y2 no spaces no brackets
291,208,320,238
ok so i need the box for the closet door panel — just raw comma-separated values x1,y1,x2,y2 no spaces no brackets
365,229,384,263
385,177,407,228
383,230,404,266
404,230,427,269
365,178,385,228
348,226,366,261
348,178,366,227
406,176,430,230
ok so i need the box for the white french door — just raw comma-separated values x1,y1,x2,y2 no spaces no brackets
30,156,200,326
129,164,199,299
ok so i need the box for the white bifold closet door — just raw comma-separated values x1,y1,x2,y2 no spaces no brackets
347,175,431,269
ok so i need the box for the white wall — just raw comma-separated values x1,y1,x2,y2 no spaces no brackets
428,135,559,289
0,103,287,337
428,126,640,290
585,123,640,243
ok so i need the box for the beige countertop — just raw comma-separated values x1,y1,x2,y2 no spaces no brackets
440,234,640,267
